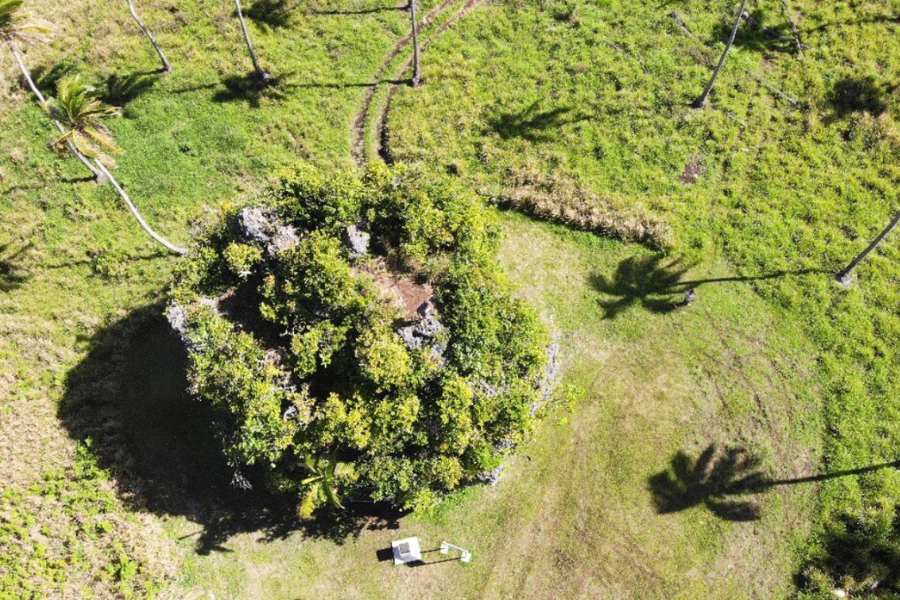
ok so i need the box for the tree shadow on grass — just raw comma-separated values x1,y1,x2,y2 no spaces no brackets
649,444,900,523
212,72,293,108
238,0,293,30
486,101,589,142
58,306,399,555
648,444,768,522
100,72,161,107
31,59,79,95
589,255,690,319
590,254,824,319
827,75,896,119
307,4,406,15
794,507,900,596
709,7,795,55
0,243,29,292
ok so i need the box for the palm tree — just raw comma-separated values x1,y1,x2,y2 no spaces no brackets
1,0,104,182
298,453,352,517
51,75,187,255
692,0,749,109
836,210,900,286
409,0,421,87
234,0,270,84
126,0,172,74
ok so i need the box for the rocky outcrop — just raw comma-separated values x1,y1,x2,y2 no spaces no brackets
237,207,299,256
343,224,370,259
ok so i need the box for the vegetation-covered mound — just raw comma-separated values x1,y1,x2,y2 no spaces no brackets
168,163,554,514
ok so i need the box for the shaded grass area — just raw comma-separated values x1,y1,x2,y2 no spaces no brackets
145,211,824,599
0,0,438,595
384,0,900,593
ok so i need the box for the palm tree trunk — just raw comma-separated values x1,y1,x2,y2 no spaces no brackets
692,0,749,109
780,0,804,57
235,0,270,83
409,0,421,87
93,161,187,255
836,210,900,286
6,41,106,183
126,0,173,73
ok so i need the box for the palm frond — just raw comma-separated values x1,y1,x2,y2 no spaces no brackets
0,0,53,44
83,125,123,153
298,484,320,518
322,482,344,509
0,0,25,22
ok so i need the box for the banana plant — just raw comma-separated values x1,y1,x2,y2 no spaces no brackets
50,75,187,255
299,452,353,517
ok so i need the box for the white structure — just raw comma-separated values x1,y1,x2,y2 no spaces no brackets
440,541,472,563
392,537,422,565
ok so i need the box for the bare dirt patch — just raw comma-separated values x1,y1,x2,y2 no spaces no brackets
357,257,434,319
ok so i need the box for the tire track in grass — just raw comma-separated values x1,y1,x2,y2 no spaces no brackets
351,0,461,166
374,0,483,164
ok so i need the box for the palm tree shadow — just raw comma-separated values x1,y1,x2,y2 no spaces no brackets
238,0,293,30
58,306,399,555
826,75,897,120
710,8,795,55
650,445,900,523
213,72,293,107
589,254,690,319
648,444,769,522
30,59,79,95
100,72,161,107
0,243,29,292
794,508,900,595
486,101,589,142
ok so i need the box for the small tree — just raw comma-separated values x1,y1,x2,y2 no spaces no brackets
125,0,172,73
234,0,270,84
409,0,421,87
1,0,105,182
51,75,187,255
693,0,749,109
299,453,352,517
836,210,900,286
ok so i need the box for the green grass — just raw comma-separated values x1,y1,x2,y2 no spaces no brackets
0,0,896,597
385,0,900,591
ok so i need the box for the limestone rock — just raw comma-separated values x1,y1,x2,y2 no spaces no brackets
344,225,370,259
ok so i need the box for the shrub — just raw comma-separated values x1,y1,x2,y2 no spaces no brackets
169,163,554,514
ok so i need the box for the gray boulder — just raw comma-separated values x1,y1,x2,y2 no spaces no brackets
344,225,370,259
238,207,274,245
397,314,444,350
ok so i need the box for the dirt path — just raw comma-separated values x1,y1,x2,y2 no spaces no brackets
352,0,484,166
350,0,461,166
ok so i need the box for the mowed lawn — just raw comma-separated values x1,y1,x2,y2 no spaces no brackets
150,212,821,599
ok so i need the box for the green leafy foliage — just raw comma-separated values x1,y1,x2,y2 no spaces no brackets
171,163,551,514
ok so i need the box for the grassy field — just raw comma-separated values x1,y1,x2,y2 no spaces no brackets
0,0,897,597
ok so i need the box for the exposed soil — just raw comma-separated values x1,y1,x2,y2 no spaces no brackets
356,258,434,319
679,155,704,185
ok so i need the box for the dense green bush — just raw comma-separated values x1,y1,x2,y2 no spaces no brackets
169,163,553,514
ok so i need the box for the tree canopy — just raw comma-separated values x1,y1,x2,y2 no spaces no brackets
169,163,555,514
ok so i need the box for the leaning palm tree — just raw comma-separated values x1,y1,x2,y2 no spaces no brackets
409,0,421,87
298,453,352,517
692,0,749,109
836,210,900,286
234,0,270,84
51,75,187,255
0,0,104,182
125,0,172,73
